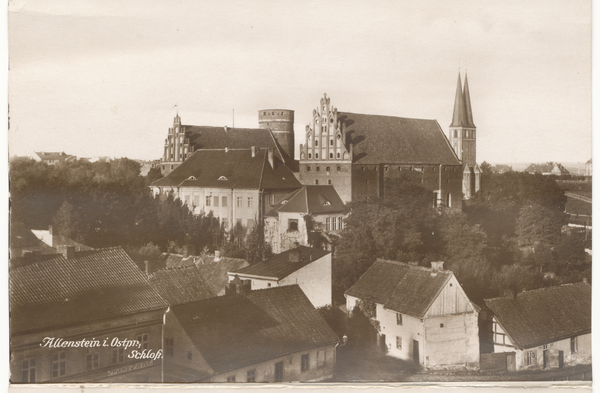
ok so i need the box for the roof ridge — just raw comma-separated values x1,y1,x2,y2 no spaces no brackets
338,111,436,122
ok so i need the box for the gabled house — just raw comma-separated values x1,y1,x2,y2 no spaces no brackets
34,151,77,165
163,285,339,382
150,147,301,233
227,245,332,308
264,185,346,253
10,246,169,383
345,260,480,369
525,162,570,176
485,282,591,370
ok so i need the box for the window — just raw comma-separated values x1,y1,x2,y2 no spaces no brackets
218,175,227,181
137,333,149,351
440,323,444,328
331,217,337,230
317,350,326,368
316,166,320,172
247,197,253,208
307,166,311,172
396,313,403,326
315,140,319,147
396,336,402,350
316,153,319,159
226,376,236,382
330,153,333,158
165,339,174,357
308,153,312,158
571,337,578,353
247,369,256,382
338,216,344,230
222,218,228,228
21,358,36,382
184,195,190,205
301,354,310,372
337,166,341,172
288,219,299,231
543,344,548,350
237,196,242,207
326,167,330,172
385,166,388,172
111,348,124,364
206,196,211,207
326,218,331,231
315,180,319,185
327,180,331,185
52,352,66,378
86,349,99,370
526,350,536,365
269,194,275,206
330,139,333,146
193,194,199,207
337,153,340,158
214,196,219,207
222,196,227,207
274,361,284,382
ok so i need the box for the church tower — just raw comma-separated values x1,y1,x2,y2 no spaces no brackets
449,73,480,198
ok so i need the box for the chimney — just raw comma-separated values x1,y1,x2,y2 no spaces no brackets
144,260,149,276
214,250,221,262
430,261,444,273
57,245,76,260
49,225,56,247
289,248,301,263
504,289,516,299
267,148,274,169
251,146,256,158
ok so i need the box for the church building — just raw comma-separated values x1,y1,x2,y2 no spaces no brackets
298,93,464,211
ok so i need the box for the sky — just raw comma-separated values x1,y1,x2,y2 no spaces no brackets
7,0,592,164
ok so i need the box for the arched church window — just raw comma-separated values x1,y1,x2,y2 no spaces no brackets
316,153,319,159
330,139,333,146
308,153,312,159
315,140,319,147
330,153,333,159
337,153,340,158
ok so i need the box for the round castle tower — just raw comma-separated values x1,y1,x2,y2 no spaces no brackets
258,109,295,159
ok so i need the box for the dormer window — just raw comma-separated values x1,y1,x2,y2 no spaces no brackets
218,176,227,181
323,200,331,206
188,176,196,180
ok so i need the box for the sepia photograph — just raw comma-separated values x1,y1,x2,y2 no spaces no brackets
6,0,593,390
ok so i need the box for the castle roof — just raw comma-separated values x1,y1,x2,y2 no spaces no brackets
10,247,168,335
337,112,460,166
485,283,591,349
265,185,345,217
231,246,330,280
151,148,301,190
181,126,291,163
172,285,338,375
345,259,458,318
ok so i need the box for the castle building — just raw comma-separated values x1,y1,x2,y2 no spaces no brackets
298,94,464,210
448,73,481,199
160,111,295,176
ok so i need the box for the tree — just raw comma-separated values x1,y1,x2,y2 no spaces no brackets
145,167,163,185
516,203,567,247
480,161,493,176
244,222,272,264
52,201,87,242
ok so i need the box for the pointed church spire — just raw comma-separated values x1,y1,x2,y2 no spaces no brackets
450,72,467,127
463,73,476,128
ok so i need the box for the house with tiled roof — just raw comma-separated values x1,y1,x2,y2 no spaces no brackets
150,147,301,234
148,265,216,306
163,285,338,382
10,246,169,383
228,245,332,308
485,282,591,370
345,259,480,369
34,151,77,165
159,251,249,296
524,162,570,176
264,185,346,253
298,93,464,210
